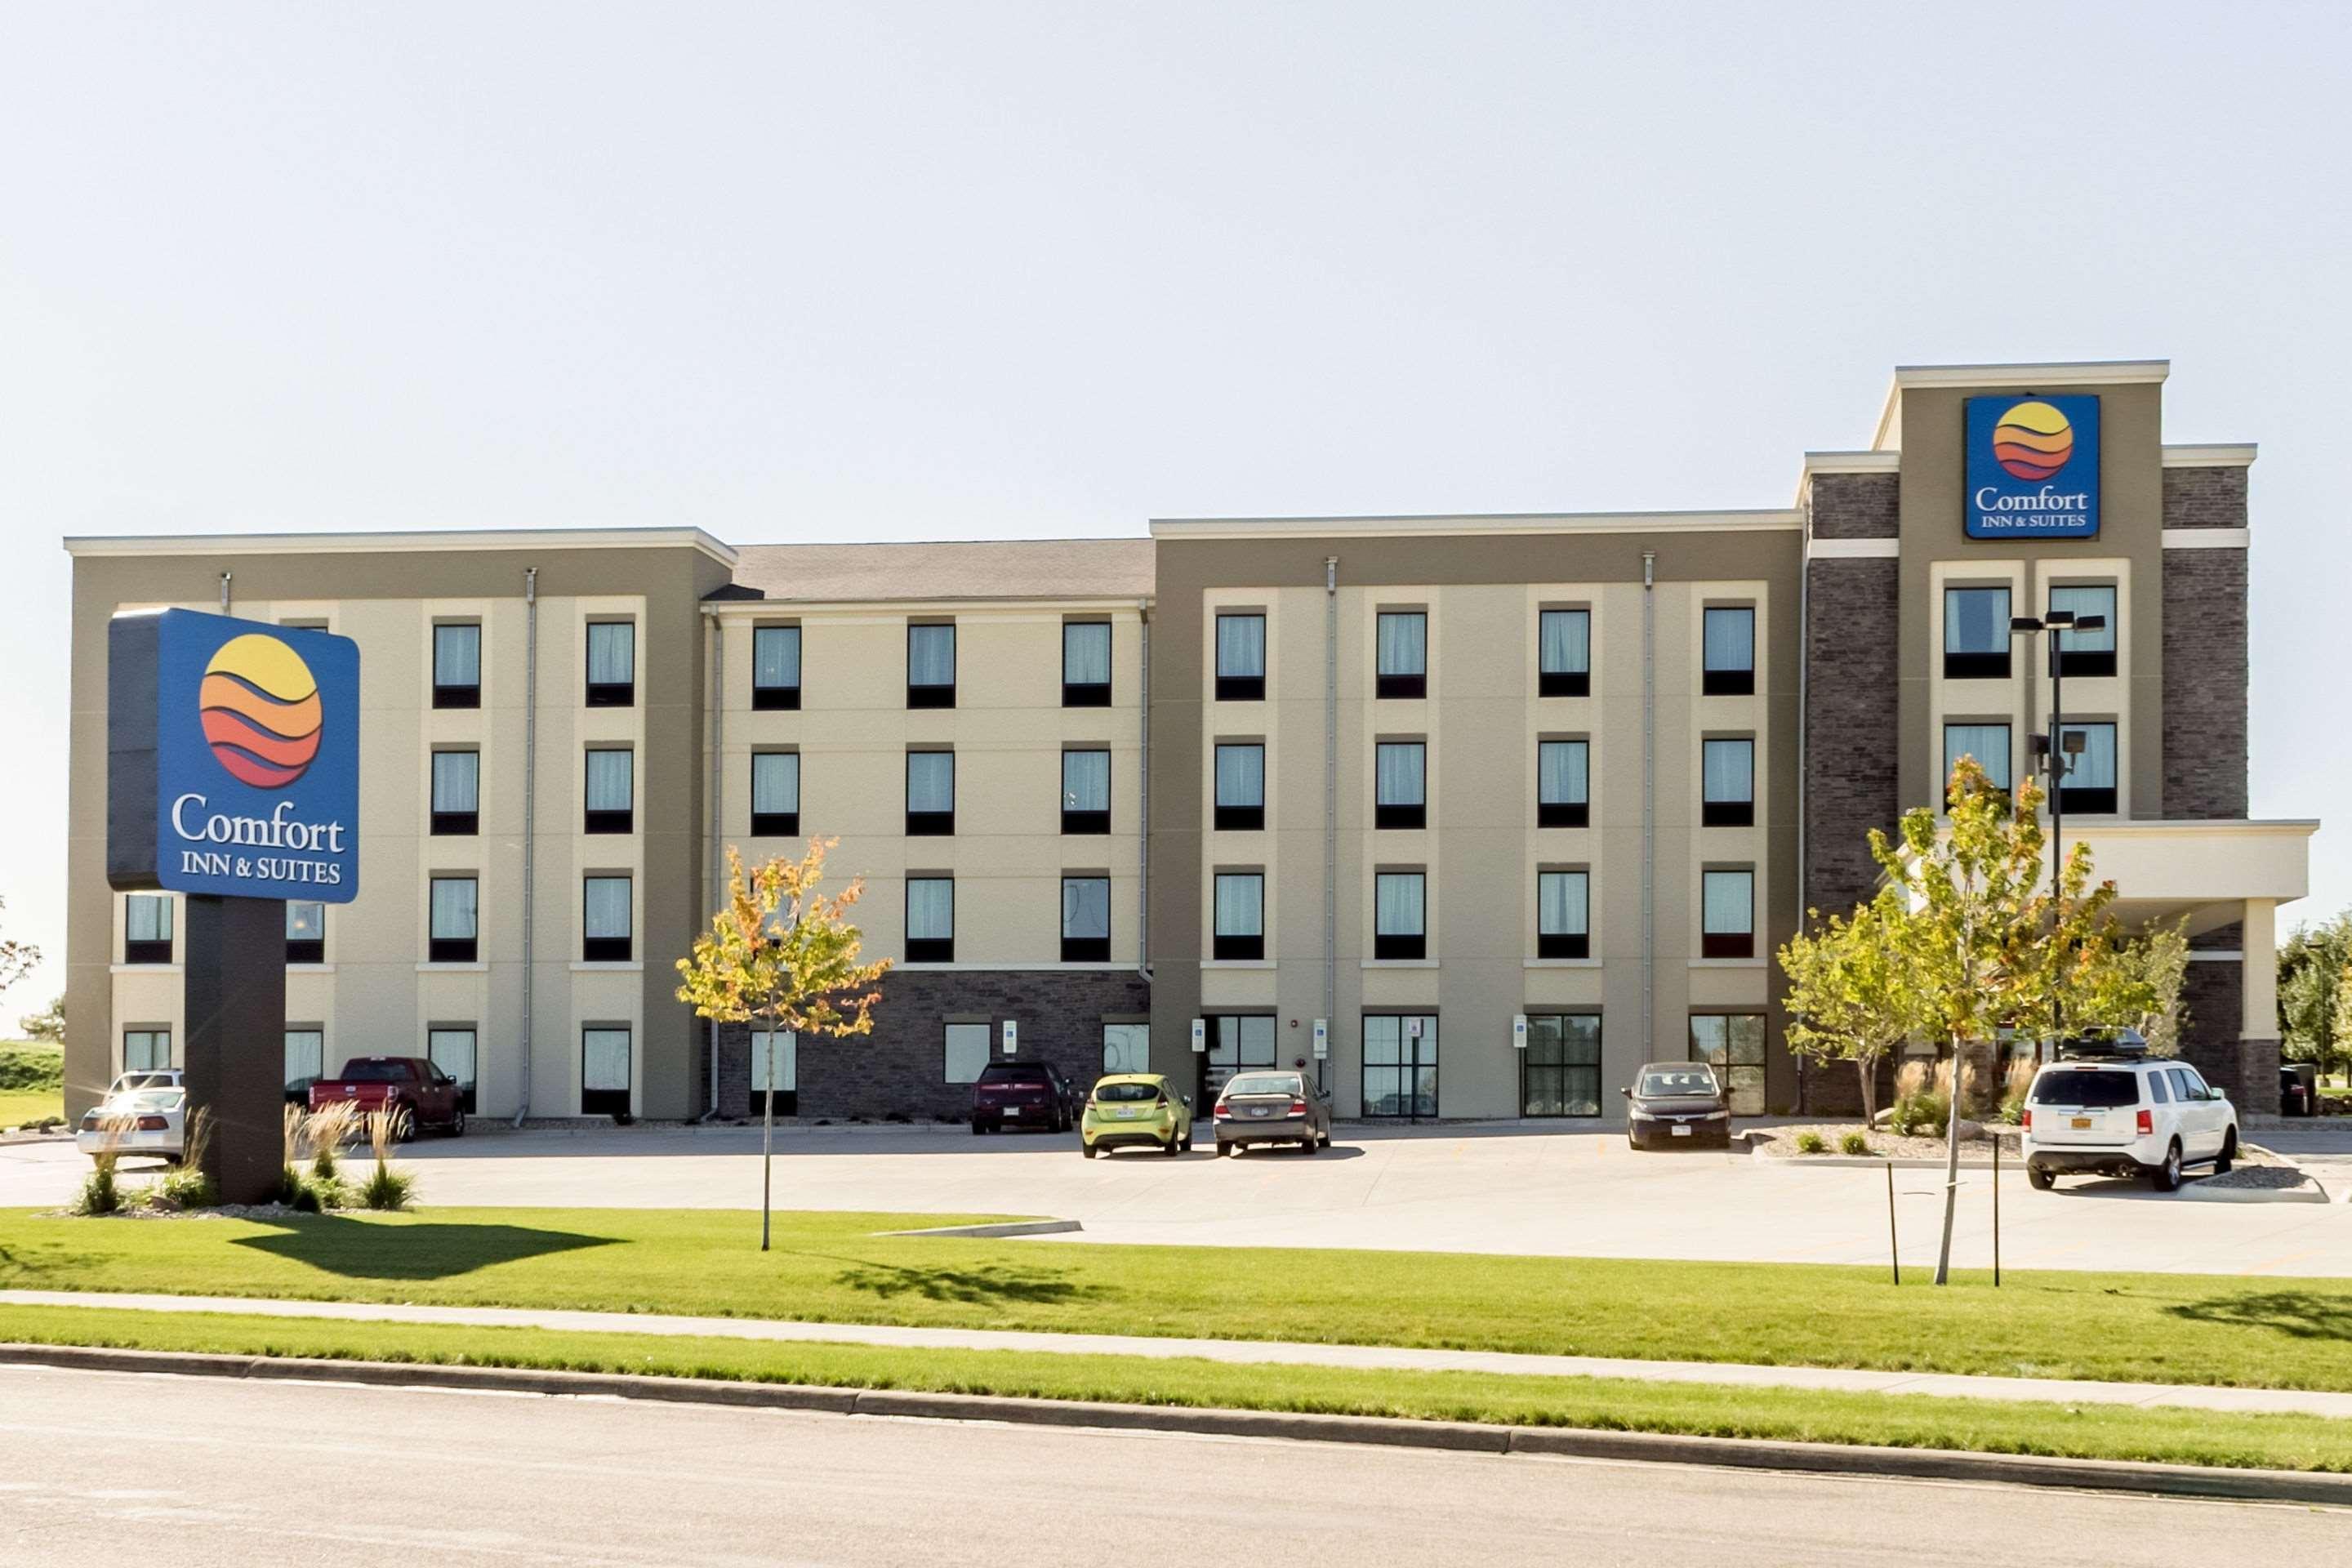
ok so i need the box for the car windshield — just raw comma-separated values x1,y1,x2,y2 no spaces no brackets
2031,1070,2140,1108
1637,1068,1718,1098
114,1072,175,1091
338,1062,411,1083
100,1089,180,1112
1224,1074,1299,1098
1094,1081,1161,1102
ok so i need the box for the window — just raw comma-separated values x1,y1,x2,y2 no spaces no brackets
1362,1014,1438,1119
283,1029,324,1097
906,751,955,835
586,621,635,706
1702,608,1755,696
906,876,954,963
428,1027,478,1114
1062,750,1111,835
1374,871,1426,960
1062,621,1111,706
907,622,956,707
430,750,479,835
1214,743,1265,831
123,1028,172,1073
1944,723,2012,795
1701,738,1754,827
286,901,324,965
433,622,481,708
1539,608,1590,697
429,876,479,963
1203,1013,1276,1102
2056,721,2118,814
1374,742,1426,829
1061,875,1111,961
943,1022,991,1085
1944,586,2011,680
1213,872,1264,960
584,748,634,834
1537,740,1589,828
1537,870,1589,959
582,875,633,961
750,1029,797,1113
1522,1013,1601,1116
2051,585,2118,678
1214,613,1265,701
124,894,173,964
1701,870,1754,959
752,625,802,710
1376,611,1428,699
1690,1013,1766,1116
581,1027,631,1116
751,751,800,835
1102,1022,1149,1076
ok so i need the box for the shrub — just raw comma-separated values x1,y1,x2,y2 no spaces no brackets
307,1100,358,1182
1793,1130,1828,1155
149,1165,218,1210
1839,1130,1873,1156
1887,1090,1949,1139
75,1158,122,1216
0,1042,64,1091
359,1163,416,1210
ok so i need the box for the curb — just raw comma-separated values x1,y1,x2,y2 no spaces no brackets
879,1219,1085,1239
2178,1181,2332,1205
1751,1147,1998,1170
6,1342,2349,1508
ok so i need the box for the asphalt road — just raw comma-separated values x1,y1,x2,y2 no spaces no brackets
2,1365,2345,1566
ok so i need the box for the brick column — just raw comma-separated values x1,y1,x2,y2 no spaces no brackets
2238,898,2282,1116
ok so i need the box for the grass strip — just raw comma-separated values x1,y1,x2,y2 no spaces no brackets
0,1089,63,1128
6,1205,2352,1392
3,1303,2348,1475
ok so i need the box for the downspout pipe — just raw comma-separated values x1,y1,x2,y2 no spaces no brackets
700,608,724,1120
1641,550,1655,1062
1136,599,1151,982
219,572,231,614
1322,556,1338,1099
514,566,537,1127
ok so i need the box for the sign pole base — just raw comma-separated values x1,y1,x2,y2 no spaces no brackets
182,895,289,1205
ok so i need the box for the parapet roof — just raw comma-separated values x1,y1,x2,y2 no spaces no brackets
720,537,1154,603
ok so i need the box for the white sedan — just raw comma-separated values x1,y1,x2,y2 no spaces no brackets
75,1086,186,1163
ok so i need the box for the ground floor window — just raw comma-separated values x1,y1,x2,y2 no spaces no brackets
123,1028,171,1074
283,1029,323,1099
1690,1013,1766,1116
1101,1022,1149,1077
429,1027,478,1114
581,1027,631,1117
1200,1013,1275,1105
751,1029,798,1116
1521,1013,1601,1116
1363,1013,1439,1119
943,1022,991,1085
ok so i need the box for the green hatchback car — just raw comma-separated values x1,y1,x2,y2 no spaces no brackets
1081,1074,1193,1157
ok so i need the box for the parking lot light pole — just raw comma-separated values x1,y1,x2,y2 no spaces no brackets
2009,608,2105,1051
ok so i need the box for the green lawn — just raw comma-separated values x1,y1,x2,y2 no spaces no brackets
2,1303,2344,1473
0,1040,63,1128
0,1089,63,1129
5,1206,2351,1392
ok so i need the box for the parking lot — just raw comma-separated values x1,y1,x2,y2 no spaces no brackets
10,1120,2351,1276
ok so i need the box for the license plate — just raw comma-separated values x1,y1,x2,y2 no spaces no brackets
1249,1107,1271,1117
2071,1116,2092,1129
1671,1124,1692,1137
1003,1107,1021,1116
1116,1107,1137,1120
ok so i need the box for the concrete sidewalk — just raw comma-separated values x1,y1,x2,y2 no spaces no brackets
7,1287,2350,1421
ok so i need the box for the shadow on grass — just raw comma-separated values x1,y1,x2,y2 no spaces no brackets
230,1215,617,1281
809,1252,1116,1307
2167,1290,2352,1343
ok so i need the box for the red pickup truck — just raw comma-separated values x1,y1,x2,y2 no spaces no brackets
307,1057,467,1139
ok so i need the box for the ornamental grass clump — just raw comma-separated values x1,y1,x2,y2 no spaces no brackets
1839,1129,1873,1156
1793,1130,1828,1155
1886,1061,1951,1139
358,1104,416,1211
74,1111,136,1215
278,1103,306,1205
1998,1056,2037,1125
149,1108,217,1210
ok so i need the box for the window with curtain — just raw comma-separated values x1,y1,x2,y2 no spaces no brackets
586,621,635,706
751,751,800,835
124,894,172,963
1214,613,1266,700
581,1027,631,1116
1374,871,1426,960
1701,869,1754,958
2050,584,2118,677
907,623,956,706
1539,609,1591,697
1212,872,1264,960
123,1028,172,1072
433,623,481,707
285,901,325,964
1376,611,1428,697
906,876,954,962
1214,742,1265,830
430,750,479,835
1062,750,1111,834
283,1029,324,1094
1537,870,1589,959
1690,1013,1766,1115
2057,721,2119,813
750,1029,796,1107
1702,608,1756,695
428,1027,478,1113
1944,723,2013,797
752,625,802,709
906,751,955,835
942,1022,991,1085
583,747,634,833
1944,586,2011,679
1062,621,1111,706
1700,738,1755,826
1061,875,1111,961
582,875,632,960
429,876,479,963
1102,1022,1150,1076
1537,739,1590,828
1522,1013,1601,1116
1374,741,1426,829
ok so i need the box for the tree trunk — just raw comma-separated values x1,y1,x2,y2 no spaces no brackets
760,1011,777,1254
1857,1054,1878,1126
1933,1032,1963,1285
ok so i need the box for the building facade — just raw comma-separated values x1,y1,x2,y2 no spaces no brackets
63,361,2314,1123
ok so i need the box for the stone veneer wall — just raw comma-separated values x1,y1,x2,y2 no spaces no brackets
2161,467,2250,820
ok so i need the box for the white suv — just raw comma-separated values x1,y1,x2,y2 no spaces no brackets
2021,1054,2238,1192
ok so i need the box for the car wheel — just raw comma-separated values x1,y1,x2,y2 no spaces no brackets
2027,1165,2056,1192
2215,1129,2237,1175
1215,1141,1231,1158
2151,1141,2184,1192
1162,1134,1180,1157
1299,1135,1318,1156
394,1109,417,1143
971,1119,984,1136
448,1109,466,1138
1182,1129,1194,1152
1081,1141,1097,1159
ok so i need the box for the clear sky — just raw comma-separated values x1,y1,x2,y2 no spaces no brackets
3,3,2345,1016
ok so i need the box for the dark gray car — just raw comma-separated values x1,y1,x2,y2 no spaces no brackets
1622,1062,1733,1149
1213,1070,1333,1155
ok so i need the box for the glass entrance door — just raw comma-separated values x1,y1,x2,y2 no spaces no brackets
1362,1014,1438,1119
1200,1015,1275,1108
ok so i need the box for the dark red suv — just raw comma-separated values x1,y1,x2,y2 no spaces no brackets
971,1062,1080,1134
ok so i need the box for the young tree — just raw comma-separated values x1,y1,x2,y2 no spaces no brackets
2070,919,2187,1057
2334,964,2352,1089
2279,915,2351,1082
20,993,64,1044
0,898,38,1009
675,840,889,1250
1777,886,1927,1125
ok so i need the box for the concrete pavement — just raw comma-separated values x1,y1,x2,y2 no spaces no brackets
4,1362,2343,1566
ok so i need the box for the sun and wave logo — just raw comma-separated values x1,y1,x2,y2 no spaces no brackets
1989,400,2075,482
198,633,323,789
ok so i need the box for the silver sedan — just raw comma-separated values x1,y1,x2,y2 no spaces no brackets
1213,1070,1333,1155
